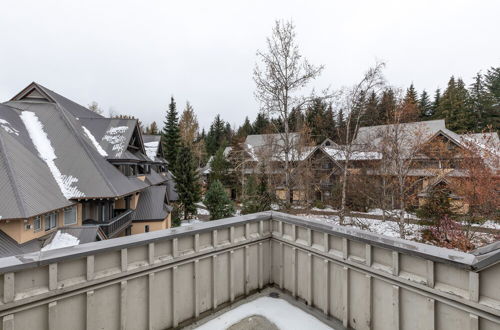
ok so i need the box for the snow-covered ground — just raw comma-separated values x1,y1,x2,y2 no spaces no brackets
196,208,210,216
180,219,204,227
298,213,498,247
41,231,80,251
194,296,334,330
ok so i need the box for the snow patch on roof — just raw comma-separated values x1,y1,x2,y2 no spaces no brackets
144,141,159,160
82,126,108,157
324,148,382,160
0,119,19,135
20,111,84,199
41,231,80,251
102,126,129,156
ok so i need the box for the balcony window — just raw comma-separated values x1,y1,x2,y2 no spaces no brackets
64,206,77,226
33,216,41,232
44,213,57,231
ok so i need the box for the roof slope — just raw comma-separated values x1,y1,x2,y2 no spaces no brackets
0,83,152,219
132,185,172,221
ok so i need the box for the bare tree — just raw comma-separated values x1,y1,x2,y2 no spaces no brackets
88,101,103,115
335,62,385,224
254,20,324,206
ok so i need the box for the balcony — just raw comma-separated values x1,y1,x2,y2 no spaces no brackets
99,209,134,238
0,212,498,329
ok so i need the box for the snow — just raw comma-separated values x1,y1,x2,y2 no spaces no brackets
20,111,84,199
195,296,334,330
0,119,19,135
197,208,210,216
365,208,418,219
102,126,129,156
41,231,80,251
324,148,382,160
144,141,159,160
82,126,108,157
311,206,338,212
180,219,203,226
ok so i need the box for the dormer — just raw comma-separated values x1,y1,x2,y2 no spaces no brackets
10,82,55,103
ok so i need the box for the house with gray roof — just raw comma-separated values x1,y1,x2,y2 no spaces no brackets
0,82,175,256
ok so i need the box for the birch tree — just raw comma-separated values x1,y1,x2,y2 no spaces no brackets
254,20,324,205
335,62,385,224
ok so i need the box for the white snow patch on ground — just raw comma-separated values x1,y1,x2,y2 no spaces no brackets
144,141,159,160
298,213,422,240
41,231,80,251
311,206,338,212
102,126,129,156
366,208,418,219
197,208,210,216
20,111,84,199
195,296,334,330
180,219,204,226
0,119,19,135
82,126,108,157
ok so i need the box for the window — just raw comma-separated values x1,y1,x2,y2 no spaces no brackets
33,216,41,232
145,225,150,233
64,206,77,226
44,213,57,231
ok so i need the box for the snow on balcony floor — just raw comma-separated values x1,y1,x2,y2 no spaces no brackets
194,296,334,330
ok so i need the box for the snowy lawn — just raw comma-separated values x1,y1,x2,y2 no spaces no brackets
194,296,334,330
298,213,498,248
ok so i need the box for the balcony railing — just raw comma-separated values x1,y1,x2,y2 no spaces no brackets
99,209,133,238
0,212,498,329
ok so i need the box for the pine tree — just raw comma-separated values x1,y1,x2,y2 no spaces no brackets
252,112,271,134
209,147,230,185
162,97,181,170
418,90,433,120
175,146,201,219
432,88,441,119
241,176,260,214
377,89,396,124
305,98,331,143
483,67,500,131
437,77,474,132
360,91,379,127
206,115,228,156
400,84,419,122
204,180,235,220
236,116,253,138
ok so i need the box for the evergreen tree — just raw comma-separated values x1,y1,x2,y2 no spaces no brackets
179,102,199,147
483,67,500,131
206,115,228,156
436,77,474,132
204,180,235,220
288,107,305,132
432,88,441,119
162,97,181,170
241,176,260,214
252,112,271,134
400,84,419,122
209,147,230,185
376,89,396,124
236,116,253,138
325,104,337,141
360,91,379,127
418,90,433,120
175,145,201,219
306,98,331,143
416,185,456,226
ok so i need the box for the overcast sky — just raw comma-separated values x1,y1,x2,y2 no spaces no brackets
1,0,499,130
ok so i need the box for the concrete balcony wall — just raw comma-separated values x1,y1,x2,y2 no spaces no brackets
0,212,498,330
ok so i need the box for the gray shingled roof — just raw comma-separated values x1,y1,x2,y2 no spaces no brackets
132,185,171,221
0,230,43,257
44,227,101,246
0,83,155,219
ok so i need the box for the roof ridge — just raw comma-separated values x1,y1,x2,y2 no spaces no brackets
51,102,122,197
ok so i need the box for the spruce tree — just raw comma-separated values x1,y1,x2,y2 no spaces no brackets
204,180,235,220
484,67,500,131
400,84,420,122
236,117,253,138
252,112,271,134
377,89,396,124
209,147,230,185
360,91,379,127
162,97,181,170
241,176,260,214
436,77,474,133
432,88,441,119
418,90,433,120
206,115,227,156
175,145,201,219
